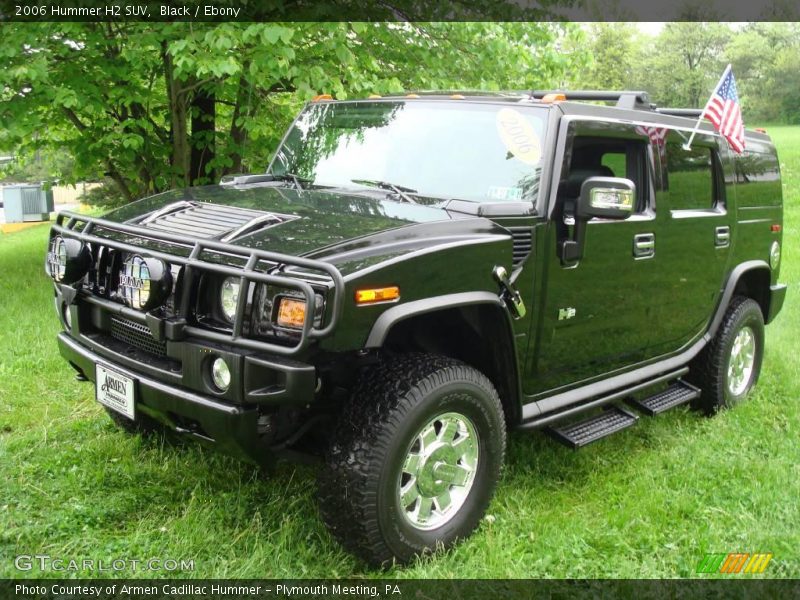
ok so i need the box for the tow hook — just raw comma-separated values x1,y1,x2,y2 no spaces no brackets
492,265,526,319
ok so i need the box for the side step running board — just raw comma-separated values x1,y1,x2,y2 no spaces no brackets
547,406,639,449
627,380,700,416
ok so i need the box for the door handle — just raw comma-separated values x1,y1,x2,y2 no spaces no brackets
633,233,655,259
715,226,730,248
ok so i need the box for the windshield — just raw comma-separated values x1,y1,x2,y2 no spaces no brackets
270,100,548,206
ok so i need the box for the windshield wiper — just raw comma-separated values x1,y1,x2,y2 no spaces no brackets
270,172,312,193
350,179,419,204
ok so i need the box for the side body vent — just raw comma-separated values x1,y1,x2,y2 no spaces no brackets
508,226,533,268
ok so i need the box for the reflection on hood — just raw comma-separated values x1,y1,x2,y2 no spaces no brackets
102,184,453,256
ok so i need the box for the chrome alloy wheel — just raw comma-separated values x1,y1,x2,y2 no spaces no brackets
728,326,756,396
397,411,479,530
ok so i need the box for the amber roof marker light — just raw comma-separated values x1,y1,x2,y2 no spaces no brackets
541,93,566,103
355,286,400,305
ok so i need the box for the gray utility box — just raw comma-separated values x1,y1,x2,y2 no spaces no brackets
1,184,55,222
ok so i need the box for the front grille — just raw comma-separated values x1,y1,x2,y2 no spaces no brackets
110,316,167,358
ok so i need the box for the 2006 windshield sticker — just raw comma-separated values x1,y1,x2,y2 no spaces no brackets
496,108,542,166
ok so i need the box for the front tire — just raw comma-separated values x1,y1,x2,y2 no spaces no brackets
690,296,765,415
318,353,506,566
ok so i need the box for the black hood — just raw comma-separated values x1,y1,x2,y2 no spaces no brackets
103,184,456,257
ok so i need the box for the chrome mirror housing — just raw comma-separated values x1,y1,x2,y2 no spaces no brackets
578,177,636,220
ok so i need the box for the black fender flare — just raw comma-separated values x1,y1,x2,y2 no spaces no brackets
364,291,523,423
707,260,771,340
364,291,508,347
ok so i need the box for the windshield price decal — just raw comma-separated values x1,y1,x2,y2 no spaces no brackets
496,108,541,166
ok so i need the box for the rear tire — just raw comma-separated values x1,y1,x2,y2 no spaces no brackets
318,353,506,566
690,296,764,415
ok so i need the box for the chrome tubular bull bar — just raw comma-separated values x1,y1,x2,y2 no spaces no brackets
52,211,346,356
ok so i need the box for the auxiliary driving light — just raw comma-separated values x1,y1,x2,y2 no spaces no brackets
211,357,231,391
46,236,92,284
118,255,172,311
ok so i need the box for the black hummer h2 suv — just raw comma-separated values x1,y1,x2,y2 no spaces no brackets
47,90,786,565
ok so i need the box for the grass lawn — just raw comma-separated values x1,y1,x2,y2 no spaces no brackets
1,127,798,579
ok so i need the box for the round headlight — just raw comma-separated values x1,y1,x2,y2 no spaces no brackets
770,241,781,271
220,277,240,321
118,255,172,311
47,236,92,284
211,357,231,391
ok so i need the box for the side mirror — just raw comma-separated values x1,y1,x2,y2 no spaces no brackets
559,176,637,265
577,177,636,221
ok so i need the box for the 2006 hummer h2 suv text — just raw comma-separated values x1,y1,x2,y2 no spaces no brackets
47,90,786,565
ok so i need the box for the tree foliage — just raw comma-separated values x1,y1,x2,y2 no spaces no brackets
582,22,800,123
581,23,639,91
0,22,587,201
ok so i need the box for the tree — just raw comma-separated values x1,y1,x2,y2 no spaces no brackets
581,23,640,91
0,22,588,202
727,23,800,123
637,23,730,108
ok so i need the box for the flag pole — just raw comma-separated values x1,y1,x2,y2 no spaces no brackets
683,64,731,151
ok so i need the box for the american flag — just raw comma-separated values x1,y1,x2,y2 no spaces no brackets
635,125,668,164
635,125,668,148
703,66,745,153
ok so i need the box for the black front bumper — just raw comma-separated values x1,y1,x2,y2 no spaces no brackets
58,332,313,465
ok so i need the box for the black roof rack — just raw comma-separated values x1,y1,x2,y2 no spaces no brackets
529,90,652,110
654,107,704,117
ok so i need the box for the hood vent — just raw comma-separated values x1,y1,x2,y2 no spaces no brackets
137,201,296,241
509,227,533,268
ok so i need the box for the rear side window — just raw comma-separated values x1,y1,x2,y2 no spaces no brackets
665,144,716,210
734,144,782,207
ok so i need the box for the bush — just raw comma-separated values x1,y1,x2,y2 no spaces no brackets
78,180,128,209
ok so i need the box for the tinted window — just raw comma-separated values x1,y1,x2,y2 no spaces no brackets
665,144,715,210
559,138,648,214
734,147,781,207
600,151,626,177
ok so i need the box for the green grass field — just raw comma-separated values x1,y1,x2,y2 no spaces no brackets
1,127,798,579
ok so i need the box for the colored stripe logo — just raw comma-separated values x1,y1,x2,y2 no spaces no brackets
697,552,773,574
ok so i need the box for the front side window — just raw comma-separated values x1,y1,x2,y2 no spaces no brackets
557,137,649,215
271,100,548,207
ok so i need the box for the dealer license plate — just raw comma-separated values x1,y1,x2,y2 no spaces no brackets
95,364,136,420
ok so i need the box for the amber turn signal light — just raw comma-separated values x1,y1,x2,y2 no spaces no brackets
355,286,400,305
276,297,307,328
